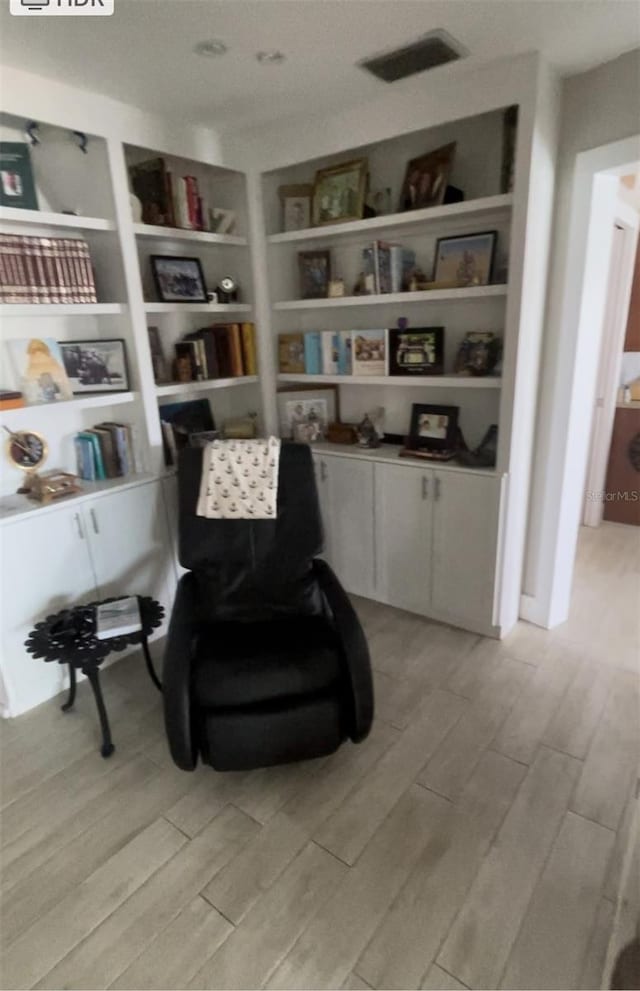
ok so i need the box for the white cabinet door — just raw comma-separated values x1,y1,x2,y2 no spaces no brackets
431,471,501,629
322,455,375,599
0,506,97,716
84,481,175,631
375,462,433,614
312,455,333,563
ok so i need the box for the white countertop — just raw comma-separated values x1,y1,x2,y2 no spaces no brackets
310,441,501,477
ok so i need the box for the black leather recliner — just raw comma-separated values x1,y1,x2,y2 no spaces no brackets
163,441,374,771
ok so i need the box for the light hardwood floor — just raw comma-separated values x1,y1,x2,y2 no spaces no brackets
1,522,638,990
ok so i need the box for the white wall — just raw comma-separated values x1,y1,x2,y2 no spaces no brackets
523,49,640,626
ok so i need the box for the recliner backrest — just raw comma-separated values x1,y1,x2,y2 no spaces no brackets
177,441,325,620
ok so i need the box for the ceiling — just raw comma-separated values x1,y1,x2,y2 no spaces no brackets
1,0,639,132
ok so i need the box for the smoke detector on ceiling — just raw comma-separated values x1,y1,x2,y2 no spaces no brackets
358,29,467,83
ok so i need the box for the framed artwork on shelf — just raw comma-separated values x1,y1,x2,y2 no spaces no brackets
278,184,313,232
352,329,387,376
59,339,130,393
389,327,444,376
0,142,38,211
432,231,497,286
399,142,456,212
150,255,208,303
312,158,368,226
276,384,339,442
6,337,73,403
407,403,460,454
298,249,332,299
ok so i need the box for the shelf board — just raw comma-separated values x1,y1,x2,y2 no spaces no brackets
144,302,252,314
0,472,157,525
274,285,508,310
0,303,125,316
156,376,259,397
133,223,247,247
0,206,115,231
267,194,513,244
277,374,502,389
0,392,137,419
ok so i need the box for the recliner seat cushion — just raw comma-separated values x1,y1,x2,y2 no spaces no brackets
193,616,343,709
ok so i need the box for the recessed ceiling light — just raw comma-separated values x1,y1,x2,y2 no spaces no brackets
256,50,286,65
194,39,228,58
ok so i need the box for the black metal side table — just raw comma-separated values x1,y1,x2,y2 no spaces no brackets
25,595,164,758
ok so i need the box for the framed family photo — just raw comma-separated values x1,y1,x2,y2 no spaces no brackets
277,385,339,443
279,184,313,232
312,158,367,226
151,255,208,303
59,339,130,394
408,403,459,453
298,249,332,299
399,142,456,211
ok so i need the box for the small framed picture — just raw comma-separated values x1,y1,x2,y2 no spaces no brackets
150,255,208,303
277,385,339,442
432,231,497,286
399,142,456,212
298,249,331,299
312,158,368,226
408,403,459,453
278,184,313,232
389,327,444,376
59,339,130,394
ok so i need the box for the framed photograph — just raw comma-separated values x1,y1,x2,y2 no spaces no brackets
6,337,73,404
408,403,459,453
432,231,497,286
276,385,339,442
351,329,387,376
59,339,129,394
312,158,368,226
298,249,331,299
150,255,208,303
278,184,313,232
399,142,456,211
389,327,444,376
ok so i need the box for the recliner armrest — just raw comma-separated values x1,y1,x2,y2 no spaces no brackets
163,572,200,770
313,558,374,742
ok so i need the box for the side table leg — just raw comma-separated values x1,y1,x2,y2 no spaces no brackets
86,667,115,758
61,663,77,712
142,637,162,691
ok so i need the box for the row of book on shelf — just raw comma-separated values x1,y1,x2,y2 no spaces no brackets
129,157,235,234
279,327,502,378
75,421,139,481
149,322,257,384
0,234,97,304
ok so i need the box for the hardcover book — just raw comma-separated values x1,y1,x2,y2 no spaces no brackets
0,143,38,211
351,329,387,376
129,157,172,227
278,333,305,374
321,332,338,375
240,323,257,376
304,332,322,374
336,331,352,375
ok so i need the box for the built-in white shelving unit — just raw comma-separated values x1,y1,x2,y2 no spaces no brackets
1,391,137,419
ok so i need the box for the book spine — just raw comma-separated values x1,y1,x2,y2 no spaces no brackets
71,238,85,303
337,331,352,375
178,178,191,229
321,332,337,374
304,332,322,374
60,239,76,304
362,246,376,295
185,177,199,229
197,338,207,379
228,323,243,376
164,171,176,228
39,239,60,304
75,435,96,481
79,240,97,303
50,237,68,303
240,322,257,376
213,326,233,377
202,329,219,379
111,426,128,475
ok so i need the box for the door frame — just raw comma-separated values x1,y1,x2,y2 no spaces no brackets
583,208,639,527
522,133,640,629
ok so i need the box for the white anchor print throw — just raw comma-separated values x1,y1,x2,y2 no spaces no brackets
196,436,281,520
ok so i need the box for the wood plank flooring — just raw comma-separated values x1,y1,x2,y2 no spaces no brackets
1,521,638,990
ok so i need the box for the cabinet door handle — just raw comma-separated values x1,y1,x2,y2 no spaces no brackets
320,461,328,482
74,512,85,540
90,508,99,534
435,478,441,501
422,476,429,500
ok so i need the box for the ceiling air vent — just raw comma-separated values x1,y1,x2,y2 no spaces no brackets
359,30,466,83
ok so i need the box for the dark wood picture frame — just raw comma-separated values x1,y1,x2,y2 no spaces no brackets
58,338,130,394
298,249,332,299
432,230,497,286
389,327,444,376
399,142,456,212
150,254,208,303
407,403,459,452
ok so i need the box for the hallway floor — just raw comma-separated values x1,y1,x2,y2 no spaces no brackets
1,523,638,990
